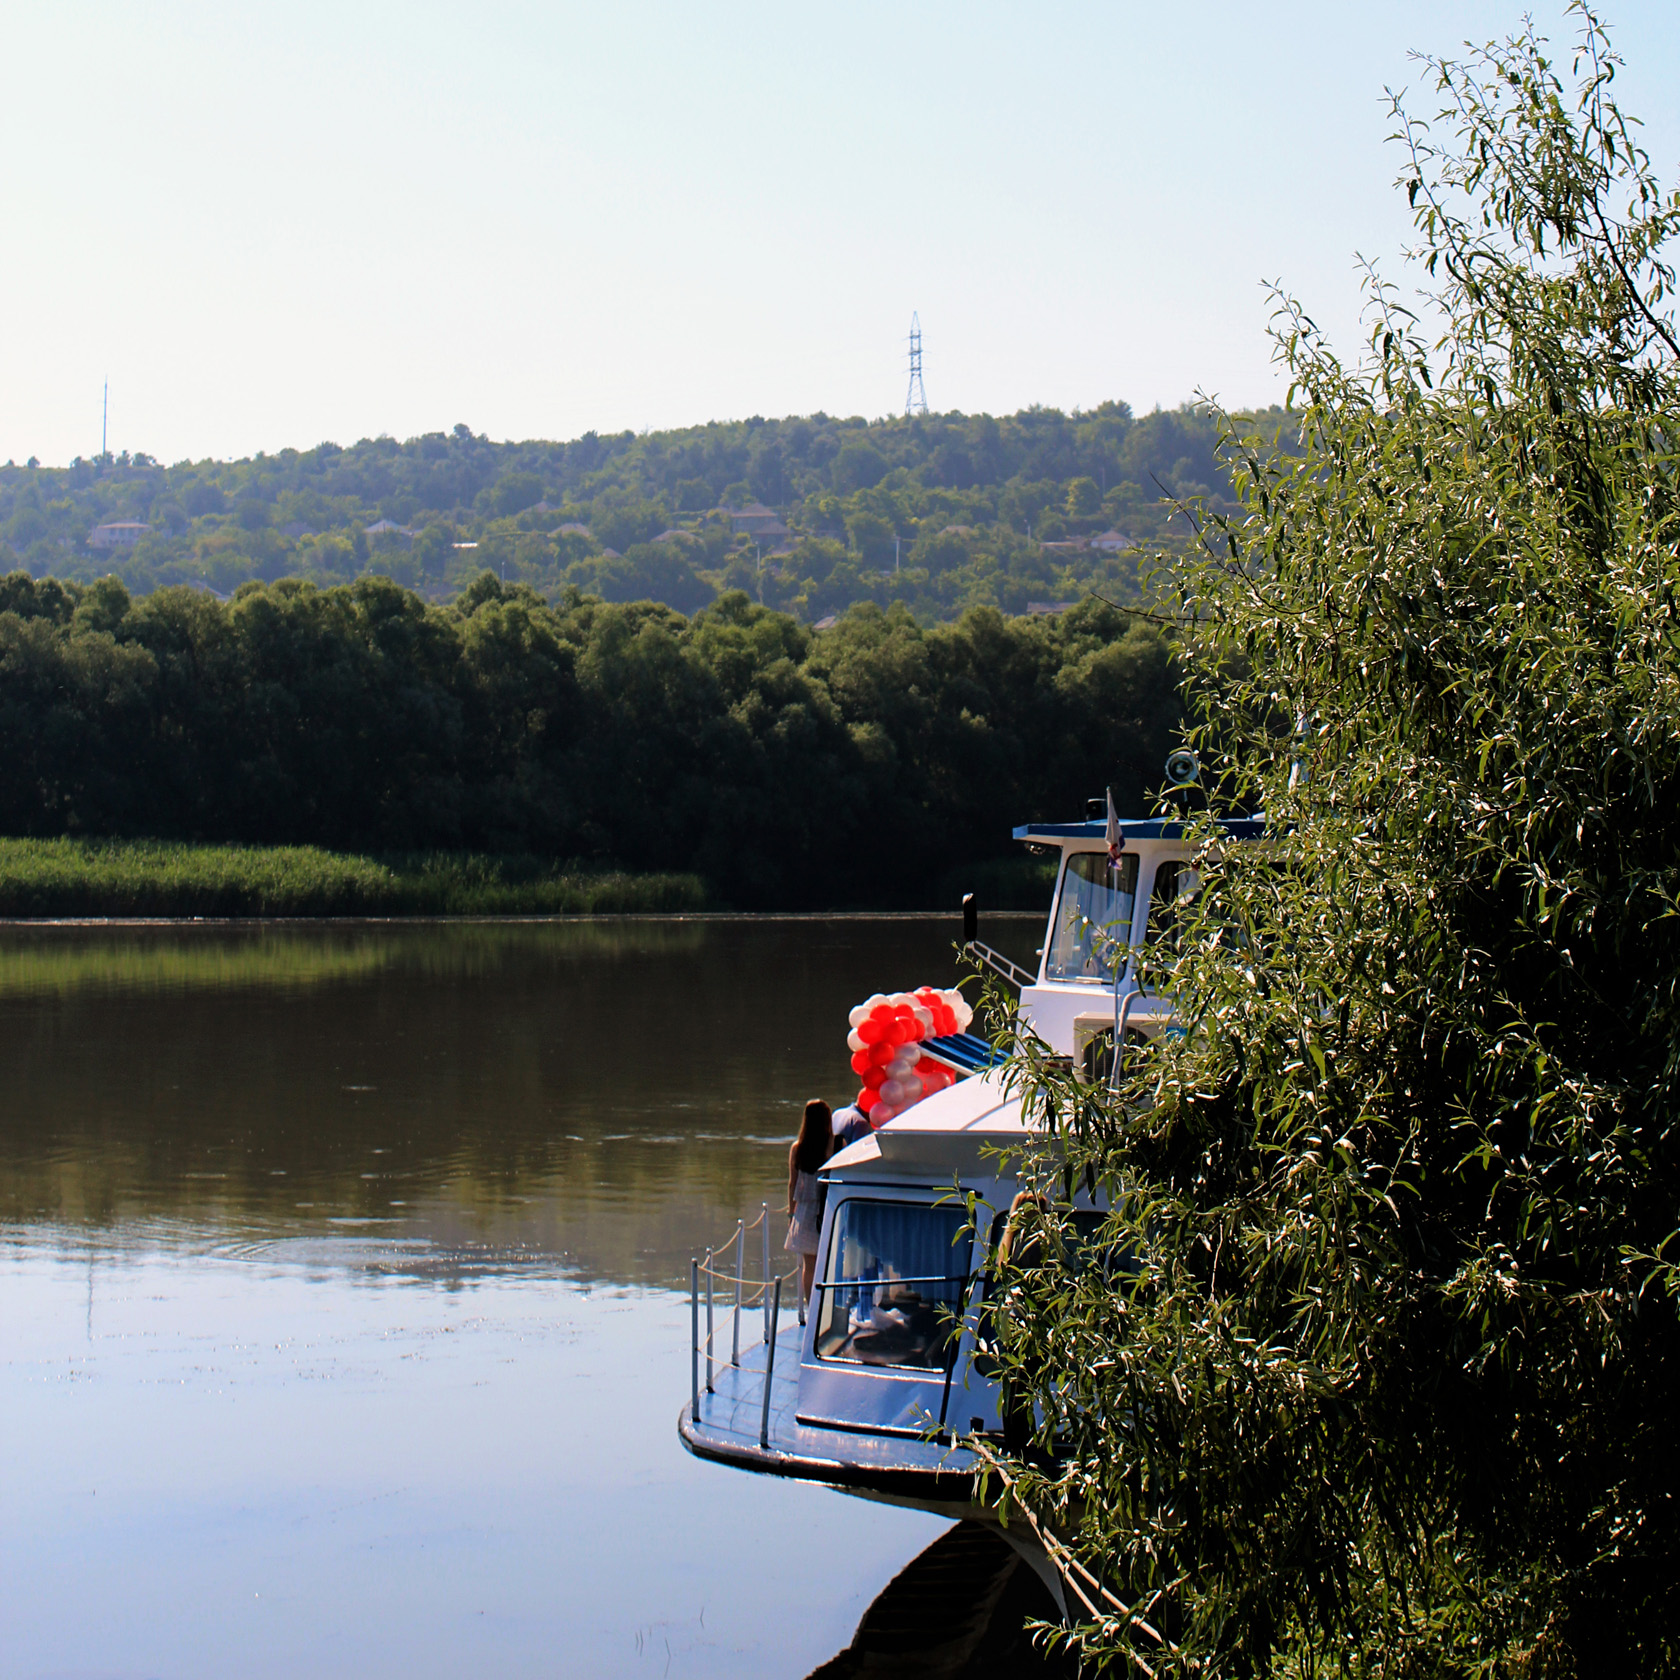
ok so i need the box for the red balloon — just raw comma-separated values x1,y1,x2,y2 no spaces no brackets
850,1049,871,1075
868,1041,895,1067
857,1017,885,1045
862,1066,888,1090
858,1087,878,1111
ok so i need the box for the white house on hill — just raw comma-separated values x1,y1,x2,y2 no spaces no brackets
87,522,150,549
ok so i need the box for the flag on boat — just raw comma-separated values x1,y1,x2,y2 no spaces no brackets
1106,785,1123,867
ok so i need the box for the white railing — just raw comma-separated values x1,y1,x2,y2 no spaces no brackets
963,939,1036,990
689,1204,800,1449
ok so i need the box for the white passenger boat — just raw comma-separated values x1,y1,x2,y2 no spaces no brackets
677,805,1262,1547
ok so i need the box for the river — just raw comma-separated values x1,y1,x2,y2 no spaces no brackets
0,914,1042,1680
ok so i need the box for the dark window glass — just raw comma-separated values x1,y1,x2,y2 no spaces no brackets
815,1200,971,1370
1142,859,1201,983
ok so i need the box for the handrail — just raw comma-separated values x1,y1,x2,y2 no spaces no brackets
759,1278,783,1449
689,1202,802,1439
813,1273,972,1291
1111,987,1138,1093
963,939,1036,990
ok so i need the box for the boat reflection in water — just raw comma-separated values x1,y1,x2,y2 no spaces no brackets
682,807,1264,1626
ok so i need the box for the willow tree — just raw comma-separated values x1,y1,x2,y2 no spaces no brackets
988,11,1680,1674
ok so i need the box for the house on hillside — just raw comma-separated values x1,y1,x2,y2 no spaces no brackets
1091,529,1134,551
87,521,150,549
364,518,414,541
724,503,790,545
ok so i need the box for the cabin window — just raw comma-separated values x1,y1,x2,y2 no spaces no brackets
1145,859,1201,945
815,1199,972,1370
1044,852,1138,982
1137,858,1202,991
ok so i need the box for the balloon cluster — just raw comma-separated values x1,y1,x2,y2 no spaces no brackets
847,987,974,1125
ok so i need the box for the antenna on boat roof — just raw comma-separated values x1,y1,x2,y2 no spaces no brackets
905,314,928,416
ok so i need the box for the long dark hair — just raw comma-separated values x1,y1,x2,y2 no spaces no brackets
791,1099,833,1175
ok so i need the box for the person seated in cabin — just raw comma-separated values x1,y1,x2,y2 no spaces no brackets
784,1099,834,1305
846,1268,944,1365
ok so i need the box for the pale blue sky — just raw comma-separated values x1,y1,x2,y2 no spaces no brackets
3,2,1676,465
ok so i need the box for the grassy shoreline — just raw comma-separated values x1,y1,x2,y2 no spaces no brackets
0,838,706,918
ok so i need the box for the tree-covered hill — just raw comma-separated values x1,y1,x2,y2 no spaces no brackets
0,402,1285,622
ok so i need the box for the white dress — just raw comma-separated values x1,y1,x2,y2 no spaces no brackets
785,1169,823,1256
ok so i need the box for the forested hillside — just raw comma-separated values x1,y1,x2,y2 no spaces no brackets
0,570,1179,907
0,402,1283,623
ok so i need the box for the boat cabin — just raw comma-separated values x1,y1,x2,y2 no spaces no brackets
1012,815,1262,1063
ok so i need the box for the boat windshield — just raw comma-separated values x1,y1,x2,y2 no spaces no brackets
1044,852,1138,982
815,1200,971,1370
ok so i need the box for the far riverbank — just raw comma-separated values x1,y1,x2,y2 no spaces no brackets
0,837,1059,920
0,837,705,918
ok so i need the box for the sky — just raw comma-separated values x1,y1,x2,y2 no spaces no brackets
3,1,1677,467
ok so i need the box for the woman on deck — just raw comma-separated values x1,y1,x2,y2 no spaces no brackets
785,1099,833,1304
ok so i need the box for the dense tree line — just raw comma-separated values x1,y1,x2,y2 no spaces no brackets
0,403,1287,624
0,568,1178,907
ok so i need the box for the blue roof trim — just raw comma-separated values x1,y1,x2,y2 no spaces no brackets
1012,817,1266,843
921,1031,1009,1075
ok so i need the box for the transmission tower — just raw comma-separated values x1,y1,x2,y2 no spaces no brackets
905,313,928,416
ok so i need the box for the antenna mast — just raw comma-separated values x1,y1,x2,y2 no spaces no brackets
101,380,108,461
905,313,927,416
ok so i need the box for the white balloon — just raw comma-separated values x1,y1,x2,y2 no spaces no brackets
847,1029,865,1052
848,1004,868,1027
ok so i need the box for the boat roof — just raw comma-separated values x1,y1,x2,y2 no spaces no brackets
824,1070,1031,1176
1013,815,1265,844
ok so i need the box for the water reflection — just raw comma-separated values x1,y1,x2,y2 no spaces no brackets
0,915,1046,1679
0,916,1040,1285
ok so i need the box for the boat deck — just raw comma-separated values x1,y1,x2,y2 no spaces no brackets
678,1316,980,1508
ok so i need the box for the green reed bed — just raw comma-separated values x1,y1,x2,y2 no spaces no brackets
0,838,706,918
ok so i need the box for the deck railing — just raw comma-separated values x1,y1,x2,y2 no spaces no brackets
962,938,1036,990
689,1204,801,1448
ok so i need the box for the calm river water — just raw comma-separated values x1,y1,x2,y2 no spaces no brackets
0,914,1041,1680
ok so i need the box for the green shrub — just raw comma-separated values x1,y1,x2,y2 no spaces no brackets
995,16,1680,1674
